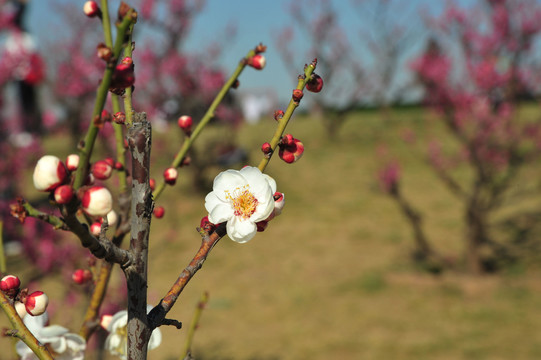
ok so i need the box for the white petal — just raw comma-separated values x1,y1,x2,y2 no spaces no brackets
40,325,69,338
240,167,271,198
212,170,247,202
263,174,277,194
205,192,233,224
48,336,67,354
23,311,49,335
16,341,34,357
226,217,257,243
148,328,162,350
250,196,275,223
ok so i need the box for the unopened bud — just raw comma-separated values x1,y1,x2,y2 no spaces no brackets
254,43,267,54
261,142,272,156
279,135,304,164
153,206,165,218
72,269,93,285
100,314,113,330
83,1,101,18
111,61,135,89
248,54,266,70
81,186,113,216
1,275,21,293
101,110,112,123
92,160,113,180
106,210,118,227
97,43,112,62
25,291,49,316
149,178,156,191
54,185,75,204
66,154,80,171
90,222,102,236
113,112,126,124
200,215,216,234
273,110,284,121
14,301,27,319
164,167,178,185
292,89,304,102
306,73,324,93
33,155,68,192
273,192,285,216
177,115,192,135
256,220,268,232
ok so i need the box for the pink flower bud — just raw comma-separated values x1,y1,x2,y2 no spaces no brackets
90,222,102,236
248,54,266,70
92,160,113,180
279,136,304,164
177,115,193,135
104,157,115,167
25,291,49,316
149,178,156,191
33,155,68,192
72,269,93,285
66,154,80,171
274,110,284,121
164,167,178,185
273,192,285,216
101,110,112,123
292,89,304,102
81,186,113,216
54,185,75,204
153,206,165,218
0,275,21,292
14,301,27,319
200,215,216,233
111,62,135,88
114,162,124,170
113,112,126,124
83,1,101,18
306,73,324,93
261,142,272,155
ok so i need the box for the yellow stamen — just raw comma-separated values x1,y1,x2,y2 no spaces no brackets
224,185,258,219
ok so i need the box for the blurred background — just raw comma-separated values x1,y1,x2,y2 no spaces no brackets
2,0,541,359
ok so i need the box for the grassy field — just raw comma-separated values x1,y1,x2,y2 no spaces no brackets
3,107,541,359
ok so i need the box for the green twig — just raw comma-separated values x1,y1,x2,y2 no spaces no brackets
73,10,136,189
0,291,54,360
257,61,316,172
153,46,260,200
181,292,209,359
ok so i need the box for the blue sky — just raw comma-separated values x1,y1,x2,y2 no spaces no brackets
24,0,473,105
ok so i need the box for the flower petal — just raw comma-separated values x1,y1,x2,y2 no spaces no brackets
148,328,162,350
205,192,233,224
262,174,277,194
250,196,275,222
240,167,272,198
226,216,257,243
212,170,247,202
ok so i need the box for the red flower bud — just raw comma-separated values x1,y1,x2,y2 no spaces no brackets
113,112,126,124
83,1,101,18
149,178,156,191
111,61,135,89
279,136,304,164
177,115,193,135
248,54,266,70
273,110,284,121
72,269,93,285
292,89,304,102
90,222,102,236
200,215,216,234
306,73,324,93
256,220,268,232
25,291,49,316
92,160,113,180
101,110,112,123
54,185,75,204
153,206,165,218
261,142,272,156
0,275,21,292
164,167,178,185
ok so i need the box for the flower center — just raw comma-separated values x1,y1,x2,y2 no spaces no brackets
225,186,258,220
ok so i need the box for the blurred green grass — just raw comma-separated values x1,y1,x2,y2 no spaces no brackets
3,106,541,359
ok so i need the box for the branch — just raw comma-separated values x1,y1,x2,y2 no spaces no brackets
0,291,53,360
147,223,226,330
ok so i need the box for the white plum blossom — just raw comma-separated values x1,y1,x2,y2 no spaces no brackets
16,312,86,360
205,166,276,243
105,306,162,359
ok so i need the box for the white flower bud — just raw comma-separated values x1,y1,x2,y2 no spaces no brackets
66,154,80,171
33,155,67,192
81,186,113,216
25,291,49,316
